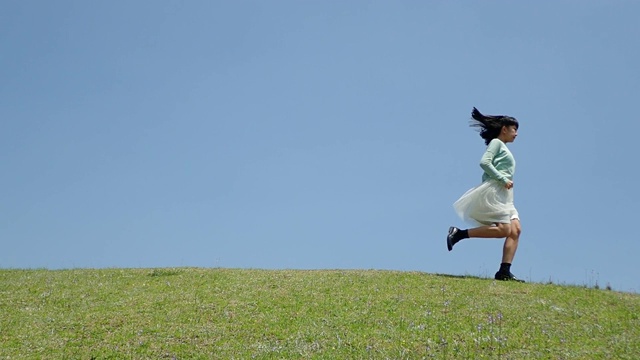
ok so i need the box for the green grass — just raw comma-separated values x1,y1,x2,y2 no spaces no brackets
1,268,638,359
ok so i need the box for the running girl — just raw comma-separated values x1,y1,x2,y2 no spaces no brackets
447,107,523,282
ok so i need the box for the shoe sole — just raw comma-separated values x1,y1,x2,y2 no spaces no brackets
494,275,525,283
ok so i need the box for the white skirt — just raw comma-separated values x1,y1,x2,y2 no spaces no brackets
453,180,518,225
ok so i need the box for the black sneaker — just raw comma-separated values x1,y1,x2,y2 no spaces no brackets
494,271,525,283
447,227,458,251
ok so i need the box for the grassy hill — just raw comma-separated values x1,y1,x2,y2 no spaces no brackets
1,268,638,359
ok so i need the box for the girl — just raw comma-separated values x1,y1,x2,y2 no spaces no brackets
447,107,523,282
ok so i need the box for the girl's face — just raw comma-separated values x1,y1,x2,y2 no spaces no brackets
501,125,518,143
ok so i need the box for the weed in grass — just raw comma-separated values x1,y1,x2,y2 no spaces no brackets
148,268,181,277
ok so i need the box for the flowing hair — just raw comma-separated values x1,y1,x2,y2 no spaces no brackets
470,107,519,145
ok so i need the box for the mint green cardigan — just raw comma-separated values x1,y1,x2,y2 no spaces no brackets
480,138,515,185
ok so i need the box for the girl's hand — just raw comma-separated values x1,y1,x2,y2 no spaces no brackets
505,181,514,189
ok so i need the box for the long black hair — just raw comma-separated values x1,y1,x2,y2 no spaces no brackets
470,107,519,145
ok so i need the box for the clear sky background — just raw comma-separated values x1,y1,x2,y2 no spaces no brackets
2,1,639,292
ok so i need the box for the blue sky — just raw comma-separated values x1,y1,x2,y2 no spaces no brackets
2,1,639,292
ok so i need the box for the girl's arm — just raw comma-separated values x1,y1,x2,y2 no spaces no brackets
479,139,509,185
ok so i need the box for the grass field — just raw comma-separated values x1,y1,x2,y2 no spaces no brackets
1,268,638,359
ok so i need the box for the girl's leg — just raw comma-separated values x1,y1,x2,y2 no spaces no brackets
501,219,521,264
468,223,511,239
494,218,524,281
447,222,510,251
